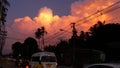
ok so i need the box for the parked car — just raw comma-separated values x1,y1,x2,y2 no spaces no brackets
84,63,120,68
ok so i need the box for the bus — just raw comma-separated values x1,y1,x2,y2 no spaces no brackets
30,52,57,68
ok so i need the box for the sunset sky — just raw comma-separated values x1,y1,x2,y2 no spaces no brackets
3,0,120,54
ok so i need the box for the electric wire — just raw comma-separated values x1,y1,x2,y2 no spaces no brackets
44,1,120,44
6,1,120,45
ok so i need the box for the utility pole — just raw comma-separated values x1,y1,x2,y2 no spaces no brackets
0,0,7,56
71,22,78,39
60,22,78,67
70,22,78,68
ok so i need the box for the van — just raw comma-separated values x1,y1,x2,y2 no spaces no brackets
30,52,57,68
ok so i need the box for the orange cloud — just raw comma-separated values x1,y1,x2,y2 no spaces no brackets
4,0,120,53
34,7,53,26
71,0,120,31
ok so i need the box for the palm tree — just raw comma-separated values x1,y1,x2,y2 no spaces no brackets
35,26,47,50
35,28,42,49
41,26,47,47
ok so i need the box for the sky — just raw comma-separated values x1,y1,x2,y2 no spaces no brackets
3,0,120,54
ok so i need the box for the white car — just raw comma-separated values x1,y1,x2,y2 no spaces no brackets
84,63,120,68
30,52,57,68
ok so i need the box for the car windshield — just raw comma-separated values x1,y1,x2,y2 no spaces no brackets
88,65,113,68
41,56,56,62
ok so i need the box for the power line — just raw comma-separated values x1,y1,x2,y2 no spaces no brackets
6,36,24,41
57,1,120,38
44,1,120,44
6,1,120,46
76,6,120,27
76,1,120,23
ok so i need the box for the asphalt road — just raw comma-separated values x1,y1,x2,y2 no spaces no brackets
0,57,72,68
0,57,19,68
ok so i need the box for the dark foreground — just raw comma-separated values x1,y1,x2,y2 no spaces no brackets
0,57,73,68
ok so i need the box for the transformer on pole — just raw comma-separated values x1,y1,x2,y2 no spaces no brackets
71,23,78,39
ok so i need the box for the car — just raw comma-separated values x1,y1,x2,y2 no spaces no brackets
84,63,120,68
30,52,57,68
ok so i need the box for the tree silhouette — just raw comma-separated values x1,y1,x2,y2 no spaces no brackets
41,26,47,47
12,42,22,59
44,45,56,52
86,21,105,49
86,21,120,62
35,26,47,50
11,37,40,60
55,40,69,65
35,28,42,48
22,37,40,60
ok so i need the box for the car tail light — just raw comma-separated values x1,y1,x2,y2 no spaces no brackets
25,65,29,68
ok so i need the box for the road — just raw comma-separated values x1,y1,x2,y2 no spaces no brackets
0,57,72,68
0,57,19,68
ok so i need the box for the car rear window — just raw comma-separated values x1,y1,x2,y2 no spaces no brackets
31,56,40,62
41,56,56,62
